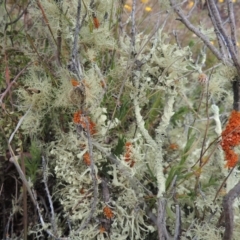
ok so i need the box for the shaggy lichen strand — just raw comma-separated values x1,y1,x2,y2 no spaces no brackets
183,222,224,240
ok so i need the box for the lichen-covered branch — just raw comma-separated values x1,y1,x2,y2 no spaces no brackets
68,0,84,80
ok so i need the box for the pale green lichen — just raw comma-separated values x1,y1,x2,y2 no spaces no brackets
9,0,240,238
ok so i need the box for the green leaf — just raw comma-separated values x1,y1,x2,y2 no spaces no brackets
166,134,196,190
112,136,125,156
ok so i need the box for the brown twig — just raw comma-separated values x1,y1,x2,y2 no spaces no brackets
36,0,57,46
4,0,32,31
0,61,32,106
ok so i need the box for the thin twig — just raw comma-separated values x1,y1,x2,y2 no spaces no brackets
173,30,181,48
186,0,198,18
68,0,83,80
207,0,240,71
42,156,58,237
145,205,157,226
226,0,237,53
32,191,57,238
0,61,32,105
56,1,63,67
173,204,181,240
20,154,28,240
36,0,57,46
130,0,137,55
206,2,228,58
7,104,36,206
8,152,36,206
169,0,226,63
4,0,32,30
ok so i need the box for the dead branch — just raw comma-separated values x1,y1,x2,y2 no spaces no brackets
42,156,58,237
68,0,84,80
157,198,169,240
222,181,240,240
169,0,225,63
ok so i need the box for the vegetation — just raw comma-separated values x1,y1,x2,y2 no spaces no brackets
0,0,240,239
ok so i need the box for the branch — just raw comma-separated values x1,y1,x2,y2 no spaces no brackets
0,62,32,106
226,0,237,53
130,0,137,55
42,156,58,237
7,105,36,206
206,1,228,58
169,0,225,62
207,0,240,70
4,0,32,30
173,204,181,240
33,191,57,238
222,181,240,240
157,198,170,240
68,0,84,80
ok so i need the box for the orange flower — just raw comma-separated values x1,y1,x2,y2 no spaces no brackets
124,142,135,167
73,111,96,135
221,110,240,168
93,16,100,29
103,206,113,219
168,143,179,150
83,152,91,166
92,13,100,29
79,187,85,194
99,226,105,233
71,79,80,87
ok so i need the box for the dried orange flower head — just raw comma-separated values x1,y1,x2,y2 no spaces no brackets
103,206,113,219
71,79,80,87
73,111,96,135
99,226,105,234
92,13,100,29
221,110,240,168
168,143,179,150
83,152,91,166
79,187,85,194
124,142,135,167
